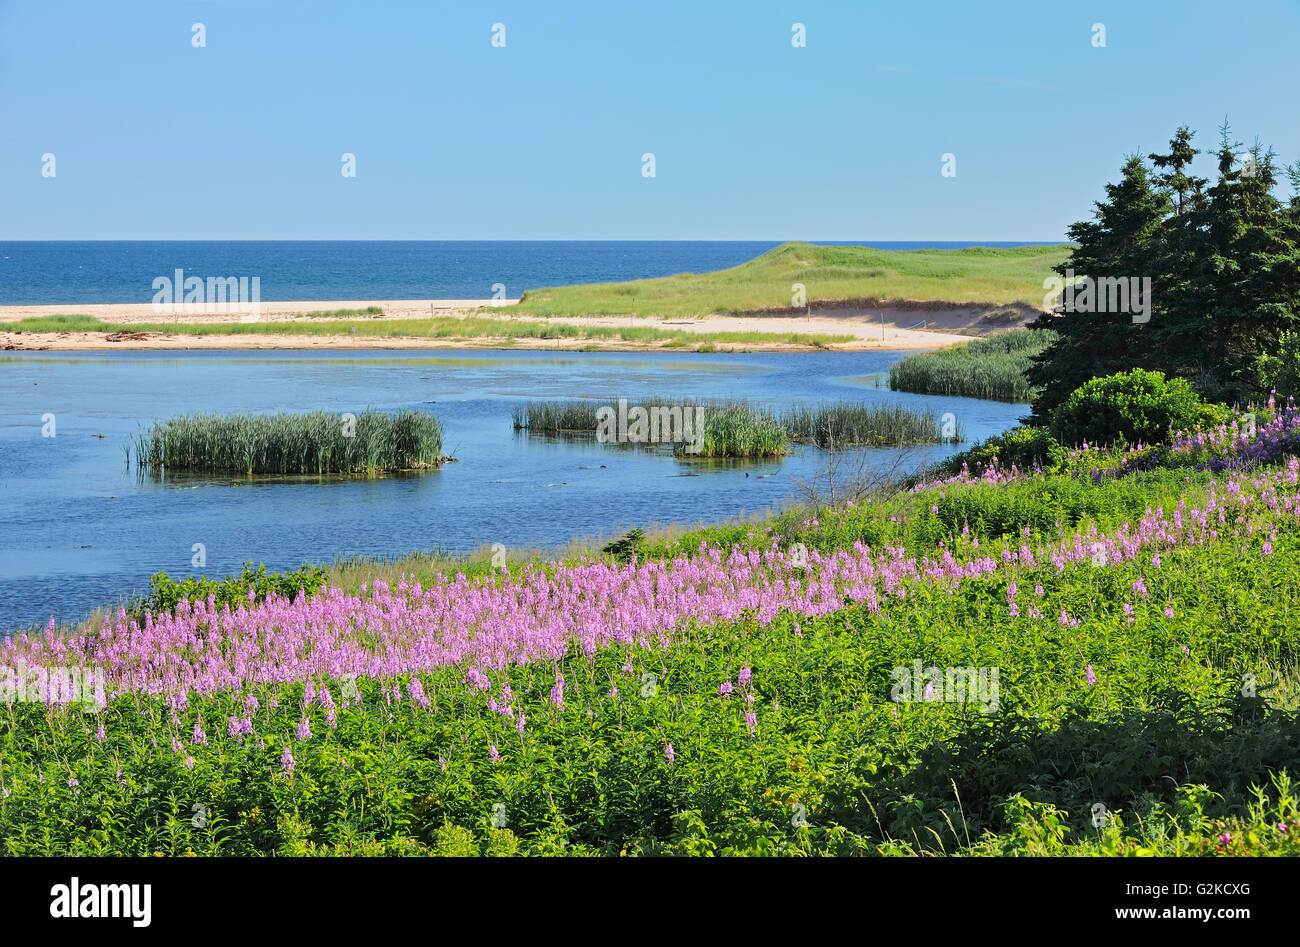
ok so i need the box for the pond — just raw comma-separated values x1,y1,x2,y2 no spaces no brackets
0,349,1026,630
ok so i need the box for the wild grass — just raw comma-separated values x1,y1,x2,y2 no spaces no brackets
3,313,106,332
888,328,1055,401
295,306,384,318
132,409,444,475
515,398,958,451
509,241,1069,318
514,397,786,458
782,402,962,448
673,403,788,458
512,401,603,432
512,398,702,434
2,314,853,349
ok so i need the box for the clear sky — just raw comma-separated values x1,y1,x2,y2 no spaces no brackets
2,0,1298,241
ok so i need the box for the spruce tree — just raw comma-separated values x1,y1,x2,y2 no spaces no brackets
1026,155,1170,421
1148,126,1207,216
1029,124,1300,419
1159,123,1300,398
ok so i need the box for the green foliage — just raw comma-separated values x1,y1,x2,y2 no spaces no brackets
515,398,951,450
139,562,328,618
1255,330,1300,400
946,425,1068,475
1028,124,1300,417
601,528,646,563
7,511,1300,856
5,313,107,332
13,416,1300,856
672,403,788,458
511,242,1069,319
1049,369,1215,447
512,399,698,434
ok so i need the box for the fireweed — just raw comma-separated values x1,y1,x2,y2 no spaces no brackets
4,461,1300,855
5,462,1299,705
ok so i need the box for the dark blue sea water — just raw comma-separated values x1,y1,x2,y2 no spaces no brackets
0,241,1060,304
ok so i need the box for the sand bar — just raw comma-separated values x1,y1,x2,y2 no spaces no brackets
0,299,1031,352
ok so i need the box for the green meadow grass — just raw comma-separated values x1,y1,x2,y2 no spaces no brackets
509,241,1069,318
3,314,106,332
888,328,1055,401
133,409,444,475
295,306,385,318
3,314,853,350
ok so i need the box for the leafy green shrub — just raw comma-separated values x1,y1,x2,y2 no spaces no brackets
949,426,1067,475
1050,369,1216,447
602,528,646,563
919,474,1160,542
1255,331,1300,401
139,562,328,617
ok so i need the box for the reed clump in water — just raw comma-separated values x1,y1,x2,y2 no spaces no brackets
512,401,602,432
672,403,788,458
783,402,962,448
887,328,1056,402
516,397,955,455
513,397,787,458
133,409,444,475
512,398,700,433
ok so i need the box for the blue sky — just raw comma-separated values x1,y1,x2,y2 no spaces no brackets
2,0,1298,240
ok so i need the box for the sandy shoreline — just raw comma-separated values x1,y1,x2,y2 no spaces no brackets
0,299,1029,352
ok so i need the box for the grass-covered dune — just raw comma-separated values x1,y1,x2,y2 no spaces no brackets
510,242,1069,318
133,409,445,475
888,328,1054,402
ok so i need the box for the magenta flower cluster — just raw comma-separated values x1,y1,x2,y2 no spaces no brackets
6,466,1299,709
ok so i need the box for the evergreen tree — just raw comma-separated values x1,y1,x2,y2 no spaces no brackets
1158,123,1300,398
1029,123,1300,419
1148,126,1207,216
1025,155,1170,420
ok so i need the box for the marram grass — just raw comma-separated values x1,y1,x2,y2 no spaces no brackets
133,409,444,475
510,241,1069,318
3,314,853,349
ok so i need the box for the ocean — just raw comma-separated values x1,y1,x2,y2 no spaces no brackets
0,240,1058,304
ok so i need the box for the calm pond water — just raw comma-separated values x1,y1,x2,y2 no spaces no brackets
0,350,1026,630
